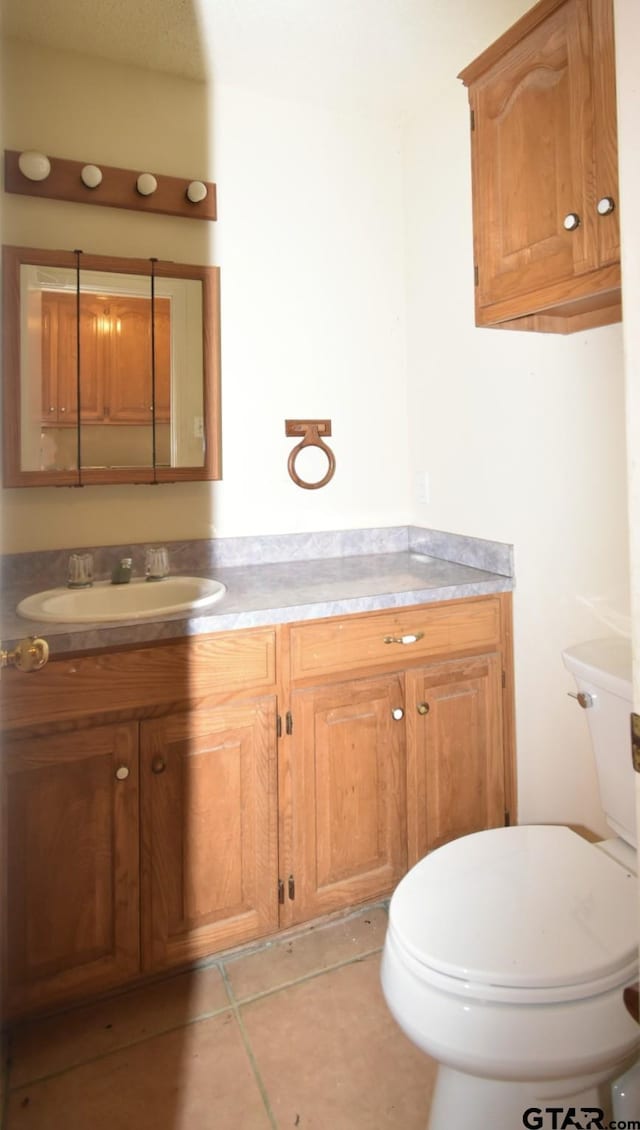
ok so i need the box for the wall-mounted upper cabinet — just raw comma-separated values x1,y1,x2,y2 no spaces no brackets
459,0,620,334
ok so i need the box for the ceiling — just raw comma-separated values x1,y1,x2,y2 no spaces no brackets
1,0,469,110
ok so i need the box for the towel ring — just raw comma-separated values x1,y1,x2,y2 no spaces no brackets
285,419,336,490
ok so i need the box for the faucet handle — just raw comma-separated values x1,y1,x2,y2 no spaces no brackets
145,546,169,581
67,552,93,588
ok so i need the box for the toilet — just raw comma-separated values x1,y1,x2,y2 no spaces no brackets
381,637,640,1128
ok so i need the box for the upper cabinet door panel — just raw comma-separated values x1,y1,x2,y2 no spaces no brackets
591,0,619,266
473,0,594,309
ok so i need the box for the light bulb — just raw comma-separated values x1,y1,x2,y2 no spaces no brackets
186,180,208,204
81,164,103,188
18,150,51,182
136,172,158,196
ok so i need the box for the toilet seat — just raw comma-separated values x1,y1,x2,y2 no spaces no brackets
389,825,638,1005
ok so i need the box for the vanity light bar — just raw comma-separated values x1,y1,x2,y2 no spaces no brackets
4,150,217,221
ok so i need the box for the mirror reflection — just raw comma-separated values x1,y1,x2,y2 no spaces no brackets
3,247,221,487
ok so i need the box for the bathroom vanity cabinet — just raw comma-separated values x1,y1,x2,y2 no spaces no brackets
459,0,620,333
0,593,515,1020
282,595,513,925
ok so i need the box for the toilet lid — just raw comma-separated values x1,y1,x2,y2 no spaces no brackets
390,825,638,992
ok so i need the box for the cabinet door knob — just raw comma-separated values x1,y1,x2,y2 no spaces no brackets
597,196,615,216
151,756,167,774
417,702,430,715
115,765,130,781
391,707,404,721
563,212,581,231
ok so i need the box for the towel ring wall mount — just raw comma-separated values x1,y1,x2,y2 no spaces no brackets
285,419,335,490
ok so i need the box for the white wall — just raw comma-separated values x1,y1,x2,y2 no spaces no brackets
2,4,632,838
402,5,630,831
1,40,410,551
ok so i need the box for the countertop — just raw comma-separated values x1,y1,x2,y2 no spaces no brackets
1,535,514,657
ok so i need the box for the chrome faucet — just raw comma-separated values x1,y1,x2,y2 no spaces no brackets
111,557,133,585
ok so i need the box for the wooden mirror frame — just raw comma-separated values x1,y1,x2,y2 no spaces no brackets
2,245,222,487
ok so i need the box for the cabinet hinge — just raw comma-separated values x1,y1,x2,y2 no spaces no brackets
278,878,285,904
470,108,475,131
276,714,282,739
504,810,511,827
474,264,479,287
502,669,506,689
288,874,295,900
285,710,293,736
631,713,640,773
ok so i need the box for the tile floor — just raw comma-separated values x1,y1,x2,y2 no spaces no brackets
2,904,436,1129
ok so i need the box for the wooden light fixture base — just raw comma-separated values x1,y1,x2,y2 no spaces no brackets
4,150,217,221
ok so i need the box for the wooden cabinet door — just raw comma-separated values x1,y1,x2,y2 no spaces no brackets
104,296,170,424
106,297,153,424
405,653,505,865
470,0,596,310
3,723,140,1018
288,675,406,924
141,696,279,972
41,292,104,424
591,0,619,266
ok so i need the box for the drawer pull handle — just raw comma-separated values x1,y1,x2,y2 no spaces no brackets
417,702,430,715
391,707,404,721
115,766,130,781
383,632,424,645
151,756,167,774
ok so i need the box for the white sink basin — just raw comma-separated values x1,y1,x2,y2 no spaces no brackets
17,576,226,624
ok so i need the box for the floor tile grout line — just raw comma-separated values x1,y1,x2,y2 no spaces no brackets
226,944,384,1009
5,993,233,1092
220,965,279,1130
7,944,385,1092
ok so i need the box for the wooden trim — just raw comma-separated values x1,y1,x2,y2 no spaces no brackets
499,592,517,825
4,150,217,222
475,267,621,328
1,246,222,487
458,0,572,85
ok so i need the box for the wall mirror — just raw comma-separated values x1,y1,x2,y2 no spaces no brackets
2,245,221,487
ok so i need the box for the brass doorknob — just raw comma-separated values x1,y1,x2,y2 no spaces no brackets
0,636,49,672
151,756,167,774
417,702,430,715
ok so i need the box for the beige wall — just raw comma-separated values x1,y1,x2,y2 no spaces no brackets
403,0,630,832
1,38,410,551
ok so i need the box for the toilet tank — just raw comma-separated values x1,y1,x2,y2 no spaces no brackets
562,638,635,847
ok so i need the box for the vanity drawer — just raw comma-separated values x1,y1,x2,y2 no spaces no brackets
289,598,502,681
1,628,277,731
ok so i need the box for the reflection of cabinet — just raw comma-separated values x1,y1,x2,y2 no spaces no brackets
459,0,620,333
1,594,515,1019
41,292,170,424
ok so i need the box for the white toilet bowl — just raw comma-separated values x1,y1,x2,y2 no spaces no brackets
381,824,640,1129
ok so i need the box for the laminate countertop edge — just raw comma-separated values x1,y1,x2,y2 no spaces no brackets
1,550,514,656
